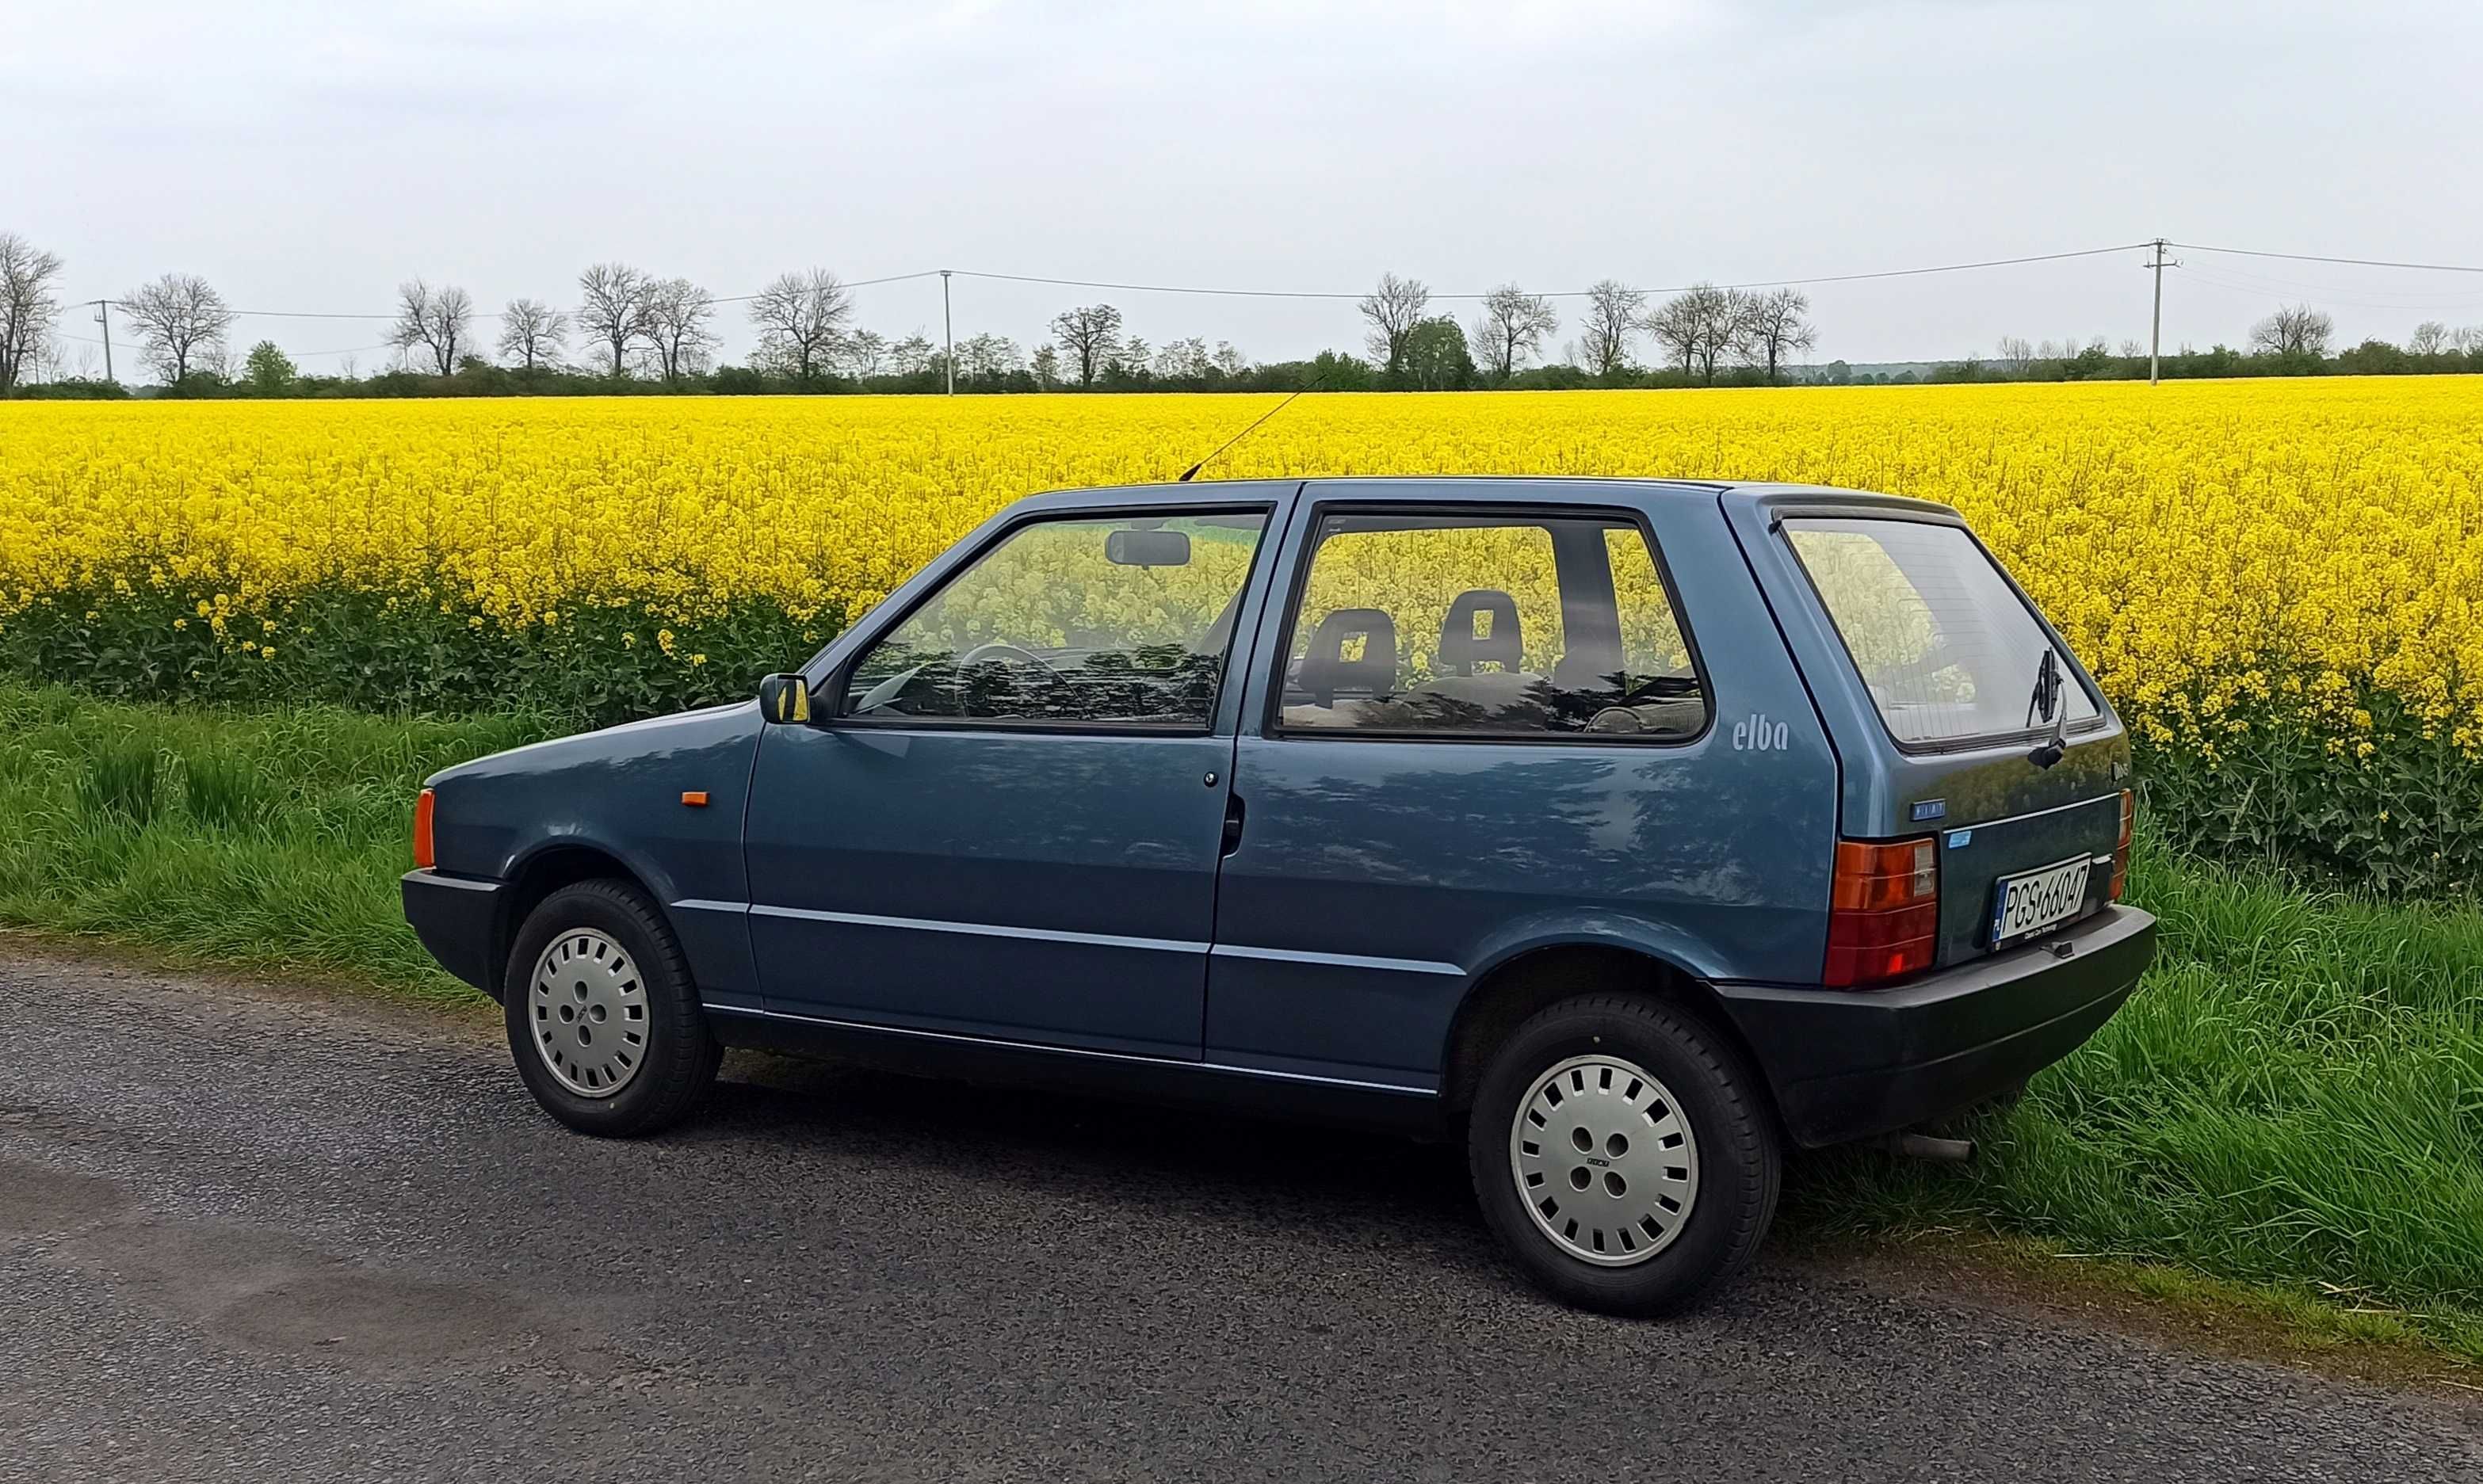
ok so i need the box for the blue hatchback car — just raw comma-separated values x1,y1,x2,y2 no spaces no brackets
404,478,2155,1313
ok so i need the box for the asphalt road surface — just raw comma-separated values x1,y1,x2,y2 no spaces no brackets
4,948,2477,1483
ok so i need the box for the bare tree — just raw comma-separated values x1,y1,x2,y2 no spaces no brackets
496,298,569,372
576,262,655,376
1643,295,1699,376
0,231,65,394
749,269,853,382
1050,303,1123,387
2250,303,2333,357
1468,284,1558,382
1644,284,1748,384
957,334,1024,383
1994,336,2034,378
2454,325,2483,354
2409,320,2451,357
1738,288,1818,383
390,280,475,375
119,273,236,385
1155,336,1212,382
889,334,936,376
1576,280,1644,378
842,329,888,379
1357,272,1431,377
1211,341,1247,378
644,278,716,382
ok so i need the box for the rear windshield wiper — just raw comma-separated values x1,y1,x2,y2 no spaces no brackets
2024,648,2069,769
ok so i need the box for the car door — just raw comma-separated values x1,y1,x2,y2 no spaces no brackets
743,494,1287,1059
1205,483,1839,1089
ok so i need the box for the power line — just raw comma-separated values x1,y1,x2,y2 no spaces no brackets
2179,267,2483,314
63,242,2483,328
2171,242,2483,275
949,244,2154,302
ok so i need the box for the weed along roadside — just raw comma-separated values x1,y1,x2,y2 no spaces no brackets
4,678,2480,1360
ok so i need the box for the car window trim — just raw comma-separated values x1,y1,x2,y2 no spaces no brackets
822,501,1281,736
1774,513,2111,757
1261,499,1715,749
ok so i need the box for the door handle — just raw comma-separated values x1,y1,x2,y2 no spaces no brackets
1220,794,1246,857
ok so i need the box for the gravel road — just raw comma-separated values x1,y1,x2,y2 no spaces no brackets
2,947,2475,1482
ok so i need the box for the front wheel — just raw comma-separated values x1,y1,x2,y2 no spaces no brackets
1467,994,1780,1315
502,879,721,1137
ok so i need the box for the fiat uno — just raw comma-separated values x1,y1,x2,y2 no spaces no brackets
403,478,2154,1314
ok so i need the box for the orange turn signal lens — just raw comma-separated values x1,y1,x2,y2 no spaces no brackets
2111,788,2134,900
1828,838,1938,911
412,788,435,870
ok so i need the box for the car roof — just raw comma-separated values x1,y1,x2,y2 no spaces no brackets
1008,476,1954,517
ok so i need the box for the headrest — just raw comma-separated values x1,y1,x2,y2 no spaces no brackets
1301,608,1396,707
1438,589,1522,675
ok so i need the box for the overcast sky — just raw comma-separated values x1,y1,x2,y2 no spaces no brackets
12,0,2483,379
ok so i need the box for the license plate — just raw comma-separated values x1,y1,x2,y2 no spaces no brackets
1988,856,2092,945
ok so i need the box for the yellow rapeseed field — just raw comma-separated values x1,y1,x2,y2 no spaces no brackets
5,380,2482,760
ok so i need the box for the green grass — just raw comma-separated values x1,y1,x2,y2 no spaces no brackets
1790,841,2483,1360
0,684,552,1002
2,681,2477,1360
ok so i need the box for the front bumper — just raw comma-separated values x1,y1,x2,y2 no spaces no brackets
1716,904,2156,1147
401,869,506,998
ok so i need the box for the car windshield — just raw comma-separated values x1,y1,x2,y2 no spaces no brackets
1783,517,2097,747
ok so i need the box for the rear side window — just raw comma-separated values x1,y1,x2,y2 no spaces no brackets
1783,517,2096,748
1275,512,1705,740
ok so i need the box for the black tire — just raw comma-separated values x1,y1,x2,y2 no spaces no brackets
502,879,722,1137
1466,993,1780,1316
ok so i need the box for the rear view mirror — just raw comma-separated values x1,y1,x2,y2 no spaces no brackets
1106,528,1190,567
757,672,811,723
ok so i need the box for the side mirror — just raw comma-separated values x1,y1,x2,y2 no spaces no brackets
1106,528,1190,567
757,673,812,724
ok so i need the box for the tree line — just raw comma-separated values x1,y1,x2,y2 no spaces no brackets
6,227,2481,399
1839,306,2483,387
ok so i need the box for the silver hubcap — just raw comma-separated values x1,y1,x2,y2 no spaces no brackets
1509,1054,1701,1266
527,929,648,1098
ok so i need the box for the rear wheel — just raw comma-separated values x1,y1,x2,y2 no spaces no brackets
1467,994,1779,1315
502,880,720,1137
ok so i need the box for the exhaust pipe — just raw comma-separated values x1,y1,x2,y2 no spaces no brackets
1874,1131,1977,1163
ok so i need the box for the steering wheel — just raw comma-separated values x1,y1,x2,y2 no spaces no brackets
961,642,1045,668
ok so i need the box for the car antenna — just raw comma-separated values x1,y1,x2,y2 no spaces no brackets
1175,369,1331,483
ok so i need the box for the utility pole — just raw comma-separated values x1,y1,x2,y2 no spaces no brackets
86,299,114,383
940,269,954,395
2143,239,2177,385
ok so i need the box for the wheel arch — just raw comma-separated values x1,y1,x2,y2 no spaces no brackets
1438,940,1771,1121
490,841,666,1000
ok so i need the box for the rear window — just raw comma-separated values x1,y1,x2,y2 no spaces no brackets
1782,517,2097,748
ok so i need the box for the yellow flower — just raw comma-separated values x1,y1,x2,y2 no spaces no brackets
2,380,2480,772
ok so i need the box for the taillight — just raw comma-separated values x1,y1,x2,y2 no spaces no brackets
1825,837,1939,987
2110,788,2133,901
412,788,435,870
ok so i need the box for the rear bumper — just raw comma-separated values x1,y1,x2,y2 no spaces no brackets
1715,903,2156,1147
401,869,505,998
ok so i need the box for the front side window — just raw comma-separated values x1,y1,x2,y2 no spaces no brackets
1276,512,1706,739
844,511,1268,727
1783,517,2098,747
